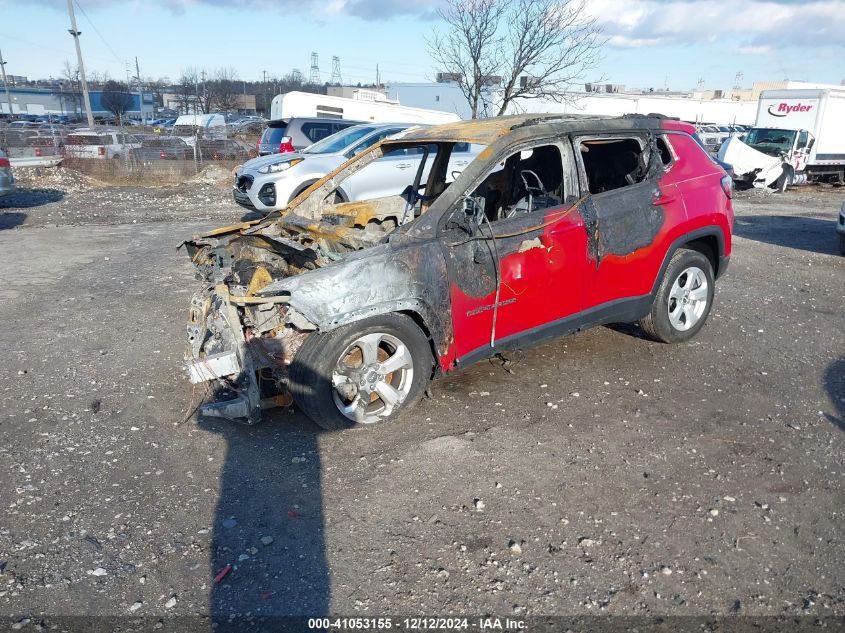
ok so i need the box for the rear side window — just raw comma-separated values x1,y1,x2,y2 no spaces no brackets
67,135,105,145
656,136,673,166
579,137,647,194
302,122,334,143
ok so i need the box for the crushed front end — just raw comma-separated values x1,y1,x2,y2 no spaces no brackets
182,223,327,424
180,139,428,424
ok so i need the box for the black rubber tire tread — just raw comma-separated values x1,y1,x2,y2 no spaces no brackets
640,248,715,343
839,233,845,256
289,313,432,430
773,168,791,193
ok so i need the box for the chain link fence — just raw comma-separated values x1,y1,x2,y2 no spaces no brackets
1,121,262,185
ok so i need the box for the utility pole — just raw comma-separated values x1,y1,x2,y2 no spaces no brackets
0,48,13,118
135,56,144,124
66,0,95,127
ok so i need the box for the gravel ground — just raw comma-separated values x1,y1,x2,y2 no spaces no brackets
0,172,842,629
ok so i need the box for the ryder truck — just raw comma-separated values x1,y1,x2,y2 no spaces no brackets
718,88,845,190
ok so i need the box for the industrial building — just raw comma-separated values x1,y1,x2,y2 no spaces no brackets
0,85,155,120
386,79,845,124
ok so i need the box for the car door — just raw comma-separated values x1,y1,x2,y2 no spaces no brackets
342,128,411,200
573,132,688,308
440,140,589,364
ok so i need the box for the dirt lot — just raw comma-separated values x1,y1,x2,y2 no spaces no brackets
0,170,843,629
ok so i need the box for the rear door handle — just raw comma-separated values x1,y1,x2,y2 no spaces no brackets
396,163,412,169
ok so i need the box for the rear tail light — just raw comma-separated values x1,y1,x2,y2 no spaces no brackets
160,151,167,160
213,151,222,160
0,157,9,168
720,174,733,199
278,136,294,153
35,148,42,157
98,146,105,156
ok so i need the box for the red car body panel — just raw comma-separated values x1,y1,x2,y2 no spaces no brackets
440,120,733,372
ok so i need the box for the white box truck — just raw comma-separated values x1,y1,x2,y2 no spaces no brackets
718,88,845,191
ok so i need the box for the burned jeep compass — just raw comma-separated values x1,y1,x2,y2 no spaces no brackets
183,115,734,428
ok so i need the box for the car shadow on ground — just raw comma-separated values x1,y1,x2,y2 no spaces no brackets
733,214,839,255
0,188,65,210
199,390,331,628
0,211,26,229
824,356,845,433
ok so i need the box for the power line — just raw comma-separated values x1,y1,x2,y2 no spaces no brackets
73,0,124,67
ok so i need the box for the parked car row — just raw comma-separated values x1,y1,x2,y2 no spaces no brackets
696,124,749,153
0,123,257,162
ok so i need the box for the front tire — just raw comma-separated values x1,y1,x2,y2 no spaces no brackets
289,314,432,430
640,248,715,343
773,167,792,193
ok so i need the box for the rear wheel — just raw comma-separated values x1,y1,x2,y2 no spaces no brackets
839,233,845,256
640,248,715,343
289,314,432,430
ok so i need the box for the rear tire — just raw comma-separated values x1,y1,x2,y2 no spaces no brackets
289,314,432,430
640,248,715,343
839,233,845,256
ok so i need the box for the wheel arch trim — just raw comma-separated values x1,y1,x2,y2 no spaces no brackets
650,226,727,296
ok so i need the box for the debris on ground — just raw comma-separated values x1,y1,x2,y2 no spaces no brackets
11,166,102,193
188,164,234,187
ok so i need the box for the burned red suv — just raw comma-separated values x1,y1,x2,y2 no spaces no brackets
183,114,734,427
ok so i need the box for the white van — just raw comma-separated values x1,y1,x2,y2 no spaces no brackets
172,113,227,146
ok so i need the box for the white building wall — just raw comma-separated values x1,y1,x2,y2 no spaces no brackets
385,82,473,119
509,93,759,124
387,82,759,124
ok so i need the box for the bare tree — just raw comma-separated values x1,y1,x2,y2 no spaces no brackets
208,67,240,113
175,68,199,114
101,80,134,123
427,0,603,118
87,69,112,88
60,60,82,117
144,76,169,110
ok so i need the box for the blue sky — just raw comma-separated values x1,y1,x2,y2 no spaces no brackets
0,0,842,91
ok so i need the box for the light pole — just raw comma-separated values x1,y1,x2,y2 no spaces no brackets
0,48,14,118
66,0,95,127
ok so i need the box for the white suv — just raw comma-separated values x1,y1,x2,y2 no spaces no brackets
233,123,479,212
